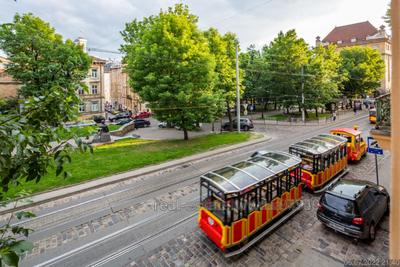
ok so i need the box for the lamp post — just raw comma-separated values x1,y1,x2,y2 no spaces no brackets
236,42,241,133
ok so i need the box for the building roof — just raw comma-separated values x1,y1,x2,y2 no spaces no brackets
322,21,378,43
331,128,361,136
201,151,301,194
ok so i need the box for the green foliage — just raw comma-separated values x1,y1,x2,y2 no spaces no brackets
304,44,343,111
383,4,391,28
121,4,224,139
0,13,92,265
262,30,310,110
0,13,91,98
0,195,36,267
339,46,385,97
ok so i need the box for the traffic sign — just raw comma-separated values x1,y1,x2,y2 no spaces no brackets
368,147,384,155
367,137,384,155
367,136,383,185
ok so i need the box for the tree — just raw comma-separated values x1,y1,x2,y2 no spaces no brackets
204,28,241,131
121,4,221,140
339,46,385,98
241,45,271,118
305,44,343,116
263,30,310,114
0,13,91,265
383,4,391,28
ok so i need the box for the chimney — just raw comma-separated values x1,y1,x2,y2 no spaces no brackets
74,37,87,53
316,36,321,46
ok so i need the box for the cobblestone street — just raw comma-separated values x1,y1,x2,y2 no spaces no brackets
128,153,390,267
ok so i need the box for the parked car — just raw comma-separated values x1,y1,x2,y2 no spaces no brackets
133,119,150,128
109,112,131,122
158,121,175,128
222,118,254,131
317,178,389,241
116,118,133,126
132,111,152,119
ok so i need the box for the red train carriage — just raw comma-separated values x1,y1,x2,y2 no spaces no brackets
289,134,348,193
198,151,303,256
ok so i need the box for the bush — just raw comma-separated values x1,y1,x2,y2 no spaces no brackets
92,115,105,123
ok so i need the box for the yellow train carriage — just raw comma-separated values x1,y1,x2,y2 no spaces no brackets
289,134,348,193
198,151,303,256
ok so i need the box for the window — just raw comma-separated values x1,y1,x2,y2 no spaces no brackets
322,193,355,214
79,103,85,112
91,69,98,78
91,84,98,94
77,87,84,95
351,38,357,43
360,192,375,212
91,101,99,112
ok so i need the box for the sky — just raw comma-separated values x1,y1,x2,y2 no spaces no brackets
0,0,390,60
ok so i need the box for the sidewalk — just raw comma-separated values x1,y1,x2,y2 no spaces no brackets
0,134,270,214
250,110,368,126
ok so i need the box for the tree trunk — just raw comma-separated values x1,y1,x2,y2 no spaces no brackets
315,108,318,118
274,100,277,110
226,101,233,131
211,121,215,132
183,128,189,140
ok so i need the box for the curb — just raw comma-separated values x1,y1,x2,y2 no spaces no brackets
0,134,271,215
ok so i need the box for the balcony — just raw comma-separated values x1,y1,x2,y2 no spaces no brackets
370,93,391,150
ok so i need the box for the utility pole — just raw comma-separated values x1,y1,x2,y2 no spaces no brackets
236,43,241,133
301,65,305,123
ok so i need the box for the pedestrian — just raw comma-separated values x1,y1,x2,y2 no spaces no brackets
332,110,337,121
353,105,357,115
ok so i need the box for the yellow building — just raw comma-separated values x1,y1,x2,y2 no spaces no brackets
74,37,106,119
0,56,20,99
318,21,391,93
106,62,146,113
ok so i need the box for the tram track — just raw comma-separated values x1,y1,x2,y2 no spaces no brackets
19,114,369,266
34,199,199,267
13,115,367,234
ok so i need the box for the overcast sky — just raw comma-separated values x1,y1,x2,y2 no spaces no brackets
1,0,390,59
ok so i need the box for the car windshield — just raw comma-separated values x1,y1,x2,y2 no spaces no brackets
322,193,355,214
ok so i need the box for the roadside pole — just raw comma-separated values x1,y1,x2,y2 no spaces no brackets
374,154,379,186
367,137,383,186
301,65,305,123
236,42,241,133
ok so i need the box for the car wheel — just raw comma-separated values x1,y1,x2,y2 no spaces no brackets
243,126,249,131
368,223,376,241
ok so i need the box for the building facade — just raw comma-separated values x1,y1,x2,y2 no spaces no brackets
108,62,145,113
74,37,106,119
318,21,392,93
0,56,20,99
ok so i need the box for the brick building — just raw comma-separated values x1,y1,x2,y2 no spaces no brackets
0,56,20,99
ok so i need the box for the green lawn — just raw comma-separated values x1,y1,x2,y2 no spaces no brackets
264,112,331,121
6,132,254,198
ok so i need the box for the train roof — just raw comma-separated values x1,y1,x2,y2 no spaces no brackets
289,134,347,155
331,128,362,136
201,151,301,194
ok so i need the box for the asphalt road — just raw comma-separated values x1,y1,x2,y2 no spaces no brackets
10,113,371,267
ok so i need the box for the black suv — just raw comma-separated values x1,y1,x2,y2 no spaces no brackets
222,118,254,131
317,179,389,241
133,119,150,128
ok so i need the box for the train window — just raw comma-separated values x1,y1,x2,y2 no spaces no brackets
260,183,268,206
302,157,313,172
